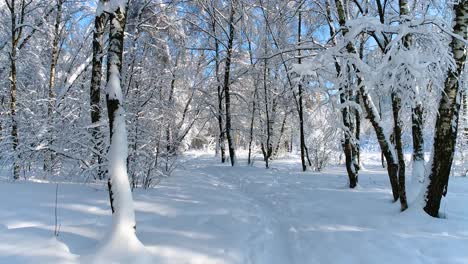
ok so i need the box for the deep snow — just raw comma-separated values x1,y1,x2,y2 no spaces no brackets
0,151,467,264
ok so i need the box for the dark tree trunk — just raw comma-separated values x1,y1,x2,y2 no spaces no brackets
246,38,257,165
392,93,408,211
44,0,64,175
6,0,26,180
360,88,400,201
262,50,272,168
411,103,425,176
273,112,287,157
334,0,399,199
211,11,226,163
334,0,359,187
223,1,236,166
341,91,358,188
247,90,257,165
297,9,307,172
399,0,425,183
424,1,467,217
217,74,226,163
90,10,106,179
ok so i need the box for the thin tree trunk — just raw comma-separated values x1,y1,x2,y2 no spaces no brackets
223,0,236,166
334,0,358,187
9,33,20,181
379,98,386,168
212,11,226,163
259,0,303,170
304,145,313,167
45,0,64,175
247,89,257,165
262,44,272,168
90,8,106,179
165,51,180,159
424,1,467,217
411,103,425,181
360,88,400,201
273,112,287,157
399,0,425,184
334,0,399,199
341,91,358,188
246,37,257,165
289,132,293,152
392,93,408,211
297,8,307,172
7,0,26,180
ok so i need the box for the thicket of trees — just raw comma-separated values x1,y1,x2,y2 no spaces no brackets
0,0,466,224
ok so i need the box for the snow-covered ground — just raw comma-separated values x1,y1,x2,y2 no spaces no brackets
1,152,467,264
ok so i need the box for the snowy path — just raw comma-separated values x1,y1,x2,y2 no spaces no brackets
0,152,468,263
186,153,468,264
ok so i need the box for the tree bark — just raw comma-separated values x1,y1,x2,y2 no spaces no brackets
334,0,400,199
247,88,257,165
211,9,226,163
334,0,359,187
223,0,236,166
104,2,136,230
360,88,400,201
45,0,64,175
262,43,272,168
424,1,467,217
246,37,257,165
6,0,26,180
392,93,408,211
297,8,307,172
90,6,107,180
273,112,287,157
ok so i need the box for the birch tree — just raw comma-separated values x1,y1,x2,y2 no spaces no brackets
223,0,237,166
424,1,467,217
5,0,27,180
101,0,136,231
44,0,64,175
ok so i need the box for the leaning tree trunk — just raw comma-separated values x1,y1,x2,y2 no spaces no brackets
223,1,236,166
400,0,425,183
334,0,399,199
424,1,467,217
360,87,400,201
334,0,359,188
104,2,136,231
273,112,287,157
90,5,107,180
